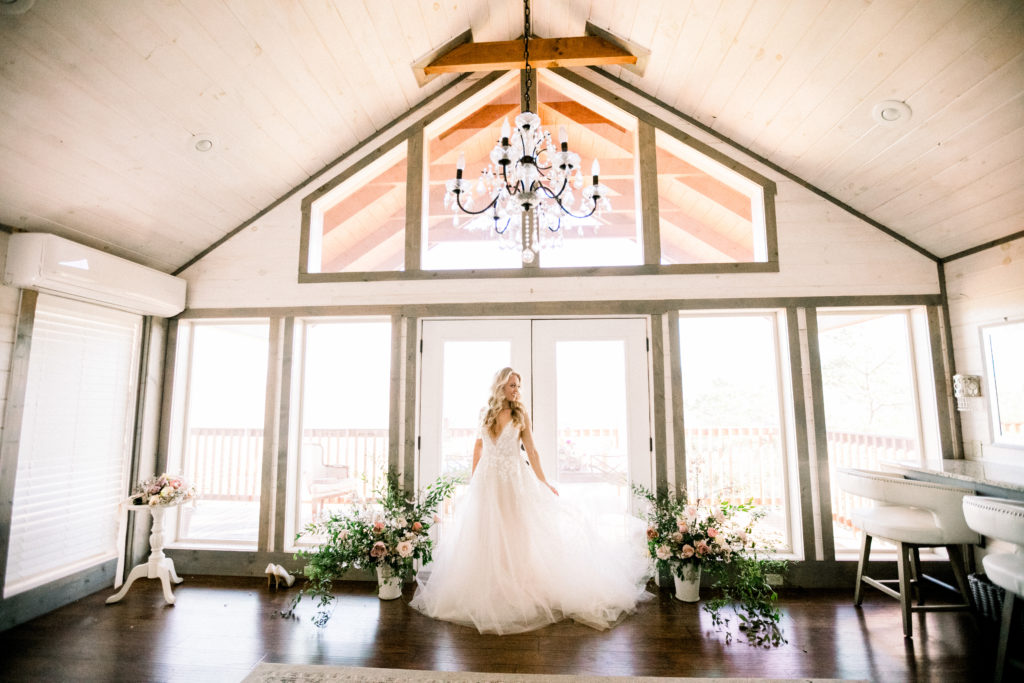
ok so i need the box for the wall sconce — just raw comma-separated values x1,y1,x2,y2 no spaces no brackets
952,374,982,412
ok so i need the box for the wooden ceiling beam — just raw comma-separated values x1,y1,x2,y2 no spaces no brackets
424,36,636,74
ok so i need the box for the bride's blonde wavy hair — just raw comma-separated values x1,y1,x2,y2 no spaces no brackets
482,367,526,438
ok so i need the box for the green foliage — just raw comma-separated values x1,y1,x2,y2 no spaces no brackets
282,471,460,627
632,483,789,648
703,551,789,648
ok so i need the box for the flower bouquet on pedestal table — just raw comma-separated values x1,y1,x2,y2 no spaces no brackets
284,471,459,627
129,473,197,507
633,484,789,647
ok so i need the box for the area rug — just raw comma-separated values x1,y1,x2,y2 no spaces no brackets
241,663,864,683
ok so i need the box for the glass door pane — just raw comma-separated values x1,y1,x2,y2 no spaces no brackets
678,314,792,551
294,319,391,537
175,322,269,546
532,319,651,542
817,310,923,553
419,320,532,491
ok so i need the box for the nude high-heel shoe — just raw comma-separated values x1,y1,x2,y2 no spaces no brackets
265,563,279,589
273,564,295,588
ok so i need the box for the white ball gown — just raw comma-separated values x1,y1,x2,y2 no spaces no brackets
409,419,652,634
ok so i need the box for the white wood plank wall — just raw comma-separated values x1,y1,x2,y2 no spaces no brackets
946,236,1024,463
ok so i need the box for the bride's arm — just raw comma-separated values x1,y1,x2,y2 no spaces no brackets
471,438,483,476
520,413,559,496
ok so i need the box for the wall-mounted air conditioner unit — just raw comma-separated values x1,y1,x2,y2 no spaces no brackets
3,233,186,317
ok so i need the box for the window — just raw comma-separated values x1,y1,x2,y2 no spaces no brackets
656,130,767,264
422,70,641,270
535,73,640,268
424,77,523,270
289,319,391,545
305,142,408,273
168,321,270,547
301,68,777,279
817,309,939,553
982,320,1024,447
4,294,141,597
678,313,794,551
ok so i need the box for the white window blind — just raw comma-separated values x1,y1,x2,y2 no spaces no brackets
4,294,141,597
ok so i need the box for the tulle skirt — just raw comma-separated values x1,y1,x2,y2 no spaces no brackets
409,461,652,635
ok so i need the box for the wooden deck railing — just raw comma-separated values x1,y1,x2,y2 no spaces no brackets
183,425,920,527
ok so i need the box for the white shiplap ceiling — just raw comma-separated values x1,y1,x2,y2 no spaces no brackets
0,0,1021,272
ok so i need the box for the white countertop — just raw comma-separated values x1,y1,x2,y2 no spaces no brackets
885,459,1024,495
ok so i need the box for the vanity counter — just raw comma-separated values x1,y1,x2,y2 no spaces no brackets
883,459,1024,500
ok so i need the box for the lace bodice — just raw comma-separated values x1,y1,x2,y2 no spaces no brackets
479,420,526,481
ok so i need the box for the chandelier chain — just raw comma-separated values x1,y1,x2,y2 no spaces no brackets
522,0,532,113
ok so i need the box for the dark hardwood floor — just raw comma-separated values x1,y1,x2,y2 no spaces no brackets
0,576,986,682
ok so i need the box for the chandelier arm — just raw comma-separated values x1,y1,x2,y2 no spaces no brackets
453,190,502,216
499,162,522,197
535,177,569,201
546,194,599,220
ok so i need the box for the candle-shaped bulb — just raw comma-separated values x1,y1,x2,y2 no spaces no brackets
591,159,600,179
501,118,511,141
558,126,568,145
456,152,465,172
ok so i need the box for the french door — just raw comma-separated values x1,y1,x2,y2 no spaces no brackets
418,318,652,526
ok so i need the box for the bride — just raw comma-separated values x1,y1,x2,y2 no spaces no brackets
409,367,652,634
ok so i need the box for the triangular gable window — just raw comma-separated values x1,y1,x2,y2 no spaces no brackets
300,69,776,280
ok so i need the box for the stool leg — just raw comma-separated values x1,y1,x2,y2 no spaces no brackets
995,591,1017,683
944,544,972,609
910,547,923,605
854,533,872,606
896,541,913,639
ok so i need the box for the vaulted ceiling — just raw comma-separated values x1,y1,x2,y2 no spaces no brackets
0,0,1021,273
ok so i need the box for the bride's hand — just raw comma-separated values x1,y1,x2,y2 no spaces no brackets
547,483,559,496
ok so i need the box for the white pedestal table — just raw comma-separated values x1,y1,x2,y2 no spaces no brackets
106,503,184,605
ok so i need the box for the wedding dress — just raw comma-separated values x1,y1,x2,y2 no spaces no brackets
409,419,652,634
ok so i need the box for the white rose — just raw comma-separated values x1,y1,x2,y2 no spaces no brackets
655,545,672,561
397,540,414,558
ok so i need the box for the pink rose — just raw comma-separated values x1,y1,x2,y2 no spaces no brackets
670,531,683,543
396,540,413,558
680,544,694,558
685,505,698,520
696,540,710,555
412,521,423,532
677,520,688,533
655,545,672,561
370,541,387,558
373,521,385,533
707,528,718,538
646,527,658,541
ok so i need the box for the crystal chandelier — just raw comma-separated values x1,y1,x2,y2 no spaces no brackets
443,0,611,265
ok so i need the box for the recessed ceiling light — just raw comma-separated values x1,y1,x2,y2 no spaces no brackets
872,100,912,125
190,134,215,153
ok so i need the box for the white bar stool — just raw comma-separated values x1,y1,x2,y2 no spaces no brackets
835,467,979,639
963,495,1024,682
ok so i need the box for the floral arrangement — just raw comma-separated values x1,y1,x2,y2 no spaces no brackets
130,473,197,507
285,471,460,627
634,483,761,575
633,483,789,647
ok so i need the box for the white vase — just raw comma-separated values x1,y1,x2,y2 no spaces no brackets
375,565,403,600
673,563,701,602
